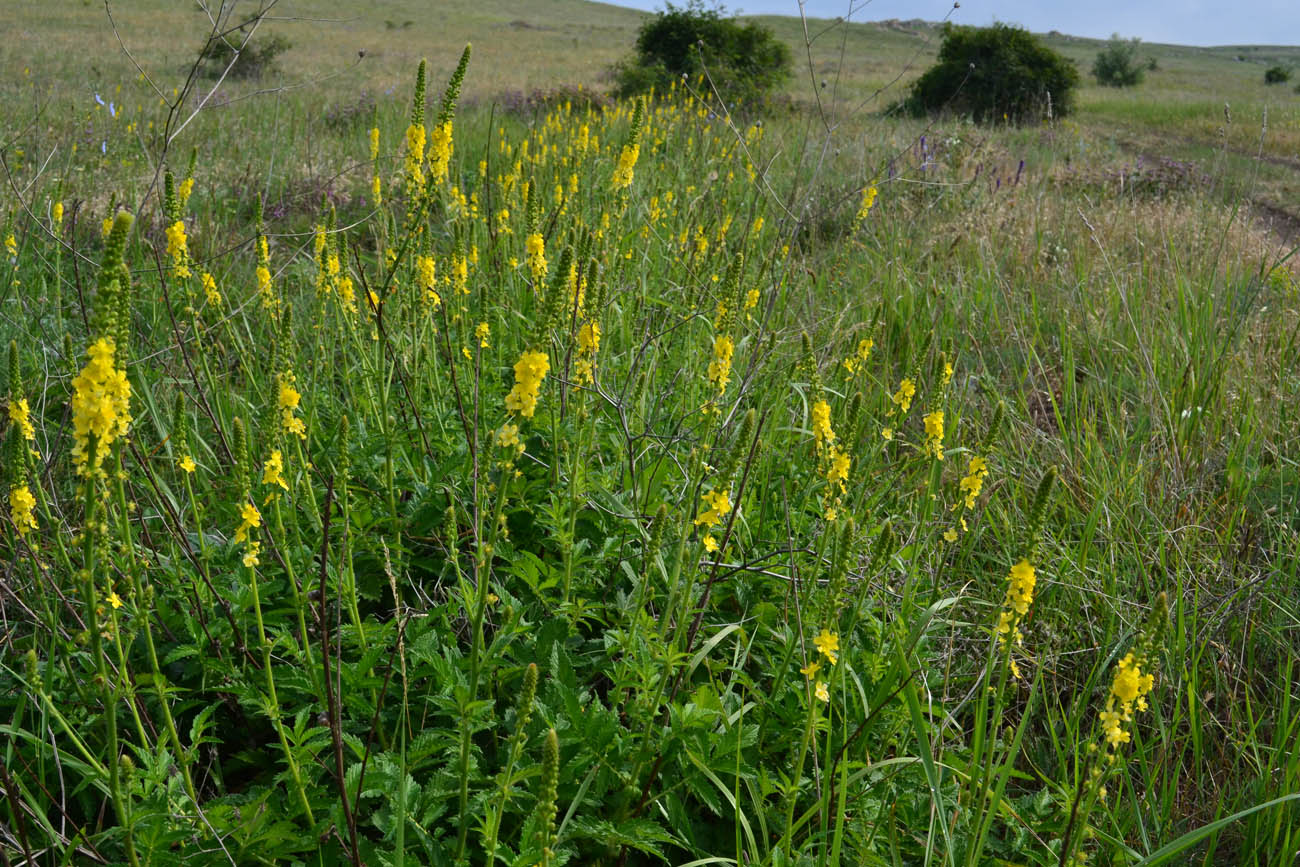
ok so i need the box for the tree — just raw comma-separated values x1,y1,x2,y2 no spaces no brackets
1265,65,1292,85
1093,34,1145,87
905,23,1079,124
613,1,793,107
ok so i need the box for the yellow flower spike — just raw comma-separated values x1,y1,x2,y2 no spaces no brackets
923,410,945,460
706,335,734,396
813,629,840,665
891,378,916,414
504,350,550,419
9,484,38,536
70,338,132,479
261,450,288,493
233,501,262,544
694,488,732,531
8,398,35,442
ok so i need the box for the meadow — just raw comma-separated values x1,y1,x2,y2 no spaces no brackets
0,2,1298,865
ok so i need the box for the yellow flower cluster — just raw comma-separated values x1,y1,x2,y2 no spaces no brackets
405,122,426,189
806,628,841,702
923,410,944,460
261,449,288,499
854,184,878,228
178,177,195,207
200,272,222,306
428,121,453,185
1100,651,1156,749
957,456,989,509
811,400,835,447
233,501,262,568
996,559,1037,677
4,233,16,258
574,321,600,386
7,397,35,441
611,142,640,190
841,338,874,379
525,232,547,282
706,335,734,396
165,220,191,279
504,350,550,419
9,484,37,536
890,378,916,414
694,487,732,552
70,338,132,478
416,255,441,309
277,372,306,439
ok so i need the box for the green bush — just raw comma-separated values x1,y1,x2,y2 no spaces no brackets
198,25,291,80
1264,65,1292,84
613,1,792,107
1093,33,1145,87
905,22,1079,124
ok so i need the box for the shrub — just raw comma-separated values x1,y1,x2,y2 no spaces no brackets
1093,33,1145,87
613,1,792,107
905,23,1079,124
198,25,291,80
1264,65,1292,84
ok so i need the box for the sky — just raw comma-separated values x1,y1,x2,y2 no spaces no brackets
602,0,1300,47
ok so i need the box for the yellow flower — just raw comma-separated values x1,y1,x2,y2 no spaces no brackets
277,373,306,439
800,660,821,679
495,423,522,452
9,484,37,536
52,201,64,229
368,126,381,161
694,487,732,531
826,446,850,493
428,121,453,184
200,272,222,306
958,456,989,509
707,334,735,395
923,410,944,460
405,122,426,187
744,288,760,310
854,184,878,226
611,142,640,190
810,400,836,448
261,450,288,492
813,628,840,665
165,220,191,279
3,234,16,258
944,527,958,543
107,591,124,610
178,177,195,206
178,455,196,474
504,350,550,419
525,232,547,281
70,338,132,478
881,427,894,441
891,378,916,414
233,501,261,544
815,681,830,703
242,540,261,568
702,535,719,553
7,397,35,442
476,322,491,348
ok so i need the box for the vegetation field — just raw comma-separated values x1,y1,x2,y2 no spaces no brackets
0,2,1298,865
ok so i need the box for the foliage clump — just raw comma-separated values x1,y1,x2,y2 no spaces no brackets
1264,64,1292,84
905,22,1079,123
198,24,291,80
613,1,792,107
1093,33,1146,87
